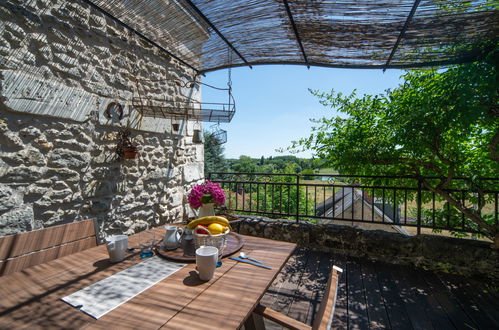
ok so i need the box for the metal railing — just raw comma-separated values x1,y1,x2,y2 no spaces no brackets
208,172,499,236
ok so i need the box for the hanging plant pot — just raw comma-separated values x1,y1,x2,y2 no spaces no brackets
116,129,140,160
122,146,139,159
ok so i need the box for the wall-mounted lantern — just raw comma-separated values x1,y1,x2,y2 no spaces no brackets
192,122,203,144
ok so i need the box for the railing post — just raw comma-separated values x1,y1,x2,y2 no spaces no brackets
296,174,300,222
207,172,212,181
417,176,422,235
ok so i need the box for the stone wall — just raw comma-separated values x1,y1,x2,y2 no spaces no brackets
234,216,499,280
0,0,206,238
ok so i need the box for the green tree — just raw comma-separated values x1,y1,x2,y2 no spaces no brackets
204,132,229,175
291,48,499,246
252,163,311,219
231,155,258,173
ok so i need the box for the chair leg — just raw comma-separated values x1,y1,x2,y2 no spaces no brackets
244,312,266,330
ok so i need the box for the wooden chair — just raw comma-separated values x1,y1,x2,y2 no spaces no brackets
0,219,98,276
254,265,343,330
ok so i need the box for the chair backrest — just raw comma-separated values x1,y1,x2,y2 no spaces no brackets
312,265,343,330
0,219,98,276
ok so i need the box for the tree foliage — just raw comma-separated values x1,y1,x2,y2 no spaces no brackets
226,155,319,174
230,155,258,173
291,48,499,244
204,132,229,175
223,162,312,221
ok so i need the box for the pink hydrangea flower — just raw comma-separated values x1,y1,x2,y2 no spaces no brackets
188,180,226,209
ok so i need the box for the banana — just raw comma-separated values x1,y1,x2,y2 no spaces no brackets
187,216,231,230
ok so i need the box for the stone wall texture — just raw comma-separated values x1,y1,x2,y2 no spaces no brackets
0,0,205,238
234,216,499,280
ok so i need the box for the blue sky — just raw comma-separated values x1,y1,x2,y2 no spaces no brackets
202,65,406,159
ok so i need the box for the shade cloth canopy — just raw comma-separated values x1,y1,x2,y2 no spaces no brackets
70,1,499,74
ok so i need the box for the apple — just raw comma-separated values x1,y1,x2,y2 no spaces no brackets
194,225,210,235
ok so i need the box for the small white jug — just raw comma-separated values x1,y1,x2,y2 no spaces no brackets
163,226,183,250
106,235,128,262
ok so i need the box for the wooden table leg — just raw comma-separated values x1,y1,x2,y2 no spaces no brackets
243,312,266,330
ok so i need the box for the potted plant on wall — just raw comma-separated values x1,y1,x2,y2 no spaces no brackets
116,128,139,159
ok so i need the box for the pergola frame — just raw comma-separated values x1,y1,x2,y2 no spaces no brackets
383,0,422,71
81,0,201,74
182,0,253,69
282,0,309,69
84,0,498,74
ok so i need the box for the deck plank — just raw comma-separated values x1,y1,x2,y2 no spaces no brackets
306,252,334,326
260,249,497,330
346,257,369,329
331,253,348,329
271,248,310,316
436,273,499,329
374,262,414,329
266,248,309,315
287,250,323,324
466,278,499,325
391,264,435,330
398,267,455,330
261,248,310,330
261,249,302,308
361,260,390,329
418,269,479,329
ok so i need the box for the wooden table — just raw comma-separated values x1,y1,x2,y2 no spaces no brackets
0,227,296,329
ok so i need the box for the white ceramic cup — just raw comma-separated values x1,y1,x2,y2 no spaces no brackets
195,246,218,281
106,235,128,262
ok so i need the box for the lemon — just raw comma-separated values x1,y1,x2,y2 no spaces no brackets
207,223,226,235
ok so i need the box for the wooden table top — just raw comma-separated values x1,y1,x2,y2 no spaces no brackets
0,227,296,329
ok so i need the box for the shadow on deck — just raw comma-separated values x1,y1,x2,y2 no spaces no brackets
260,248,499,329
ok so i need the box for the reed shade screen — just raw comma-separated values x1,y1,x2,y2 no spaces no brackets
89,0,498,73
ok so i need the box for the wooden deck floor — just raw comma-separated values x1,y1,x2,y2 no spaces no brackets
260,248,499,330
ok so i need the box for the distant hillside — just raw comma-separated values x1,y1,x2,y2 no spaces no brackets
224,155,330,175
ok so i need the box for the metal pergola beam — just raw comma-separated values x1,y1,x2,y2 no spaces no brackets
282,0,309,69
383,0,421,71
183,0,252,69
81,0,201,74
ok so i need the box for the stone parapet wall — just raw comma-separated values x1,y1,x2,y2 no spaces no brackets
234,216,499,280
0,0,205,238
